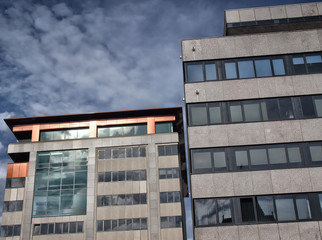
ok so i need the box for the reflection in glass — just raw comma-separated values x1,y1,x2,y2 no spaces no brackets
261,99,279,121
229,103,243,122
205,63,217,80
218,199,232,223
244,102,261,122
256,196,276,222
187,64,203,82
268,147,287,164
189,104,208,125
250,148,268,166
295,195,311,220
275,195,296,221
279,98,294,119
255,59,272,77
314,98,322,117
235,150,248,169
225,62,237,79
306,55,322,73
292,56,306,74
238,60,255,78
309,145,322,162
272,59,285,75
192,150,212,171
213,151,226,169
287,146,301,163
156,122,173,133
209,103,222,124
194,199,216,226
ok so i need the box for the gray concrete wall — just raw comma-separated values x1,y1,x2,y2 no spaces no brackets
181,29,322,62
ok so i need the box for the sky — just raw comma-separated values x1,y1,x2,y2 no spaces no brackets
0,0,319,237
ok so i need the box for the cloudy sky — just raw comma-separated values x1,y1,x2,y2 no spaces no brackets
0,0,318,236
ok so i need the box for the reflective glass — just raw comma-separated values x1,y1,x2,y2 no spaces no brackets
141,218,147,229
156,122,173,133
194,199,216,226
292,56,306,74
186,64,203,82
287,146,302,163
301,96,315,118
224,62,237,79
256,196,276,222
97,221,103,231
255,59,272,77
244,101,261,122
295,195,311,220
314,97,322,117
272,59,285,75
189,104,208,125
275,195,296,221
309,145,322,162
235,150,249,169
261,99,280,121
218,199,232,223
205,63,217,80
249,148,268,166
123,126,135,136
229,103,243,122
191,150,212,171
209,103,222,124
279,98,294,119
13,225,20,236
268,147,287,164
213,151,226,169
306,55,322,73
104,220,111,231
238,60,255,78
240,198,255,222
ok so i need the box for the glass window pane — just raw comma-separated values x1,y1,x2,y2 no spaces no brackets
104,220,111,231
256,196,276,222
186,64,203,82
314,97,322,117
141,218,147,230
235,150,249,169
156,122,173,133
295,195,311,220
105,172,111,182
229,103,243,122
261,99,280,121
255,59,272,77
238,60,255,78
240,198,255,222
75,172,87,184
55,223,62,234
275,195,296,221
309,145,322,162
243,101,261,122
69,222,77,233
205,63,217,80
213,151,226,169
292,56,306,74
13,225,20,236
268,147,287,164
136,125,147,135
189,104,208,125
209,103,222,124
306,55,322,73
272,59,285,75
287,146,302,163
249,148,268,166
77,222,83,232
218,199,232,223
97,221,103,232
279,98,294,119
34,225,40,235
191,150,212,172
301,96,315,118
224,62,237,79
194,199,217,226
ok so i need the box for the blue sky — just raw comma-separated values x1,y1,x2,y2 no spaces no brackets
0,0,318,237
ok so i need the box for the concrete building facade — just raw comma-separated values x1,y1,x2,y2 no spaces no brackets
182,2,322,240
0,107,187,240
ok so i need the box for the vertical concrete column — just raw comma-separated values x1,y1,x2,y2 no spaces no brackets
22,151,37,240
86,147,96,240
147,141,159,240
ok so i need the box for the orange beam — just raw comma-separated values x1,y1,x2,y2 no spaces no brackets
7,163,29,178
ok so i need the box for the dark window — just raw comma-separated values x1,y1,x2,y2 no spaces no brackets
158,145,178,156
159,168,179,179
191,148,226,173
156,122,173,133
161,216,182,228
240,198,256,222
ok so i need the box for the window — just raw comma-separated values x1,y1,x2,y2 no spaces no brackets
159,168,179,179
33,222,83,235
155,122,173,133
158,144,178,156
97,218,147,232
98,146,146,160
0,225,21,237
98,170,146,182
188,95,322,126
97,194,147,207
194,198,232,226
5,178,25,188
160,192,181,203
189,141,322,174
33,150,88,217
160,216,182,228
184,52,322,83
3,200,23,212
40,129,89,141
98,124,147,138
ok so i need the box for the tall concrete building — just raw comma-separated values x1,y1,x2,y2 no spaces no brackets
182,2,322,240
0,107,187,240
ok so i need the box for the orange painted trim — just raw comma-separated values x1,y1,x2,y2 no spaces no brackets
6,163,29,178
11,115,176,141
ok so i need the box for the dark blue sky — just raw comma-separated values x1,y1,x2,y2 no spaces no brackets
0,0,319,236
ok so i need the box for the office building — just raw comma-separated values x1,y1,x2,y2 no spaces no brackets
182,2,322,239
0,107,187,240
